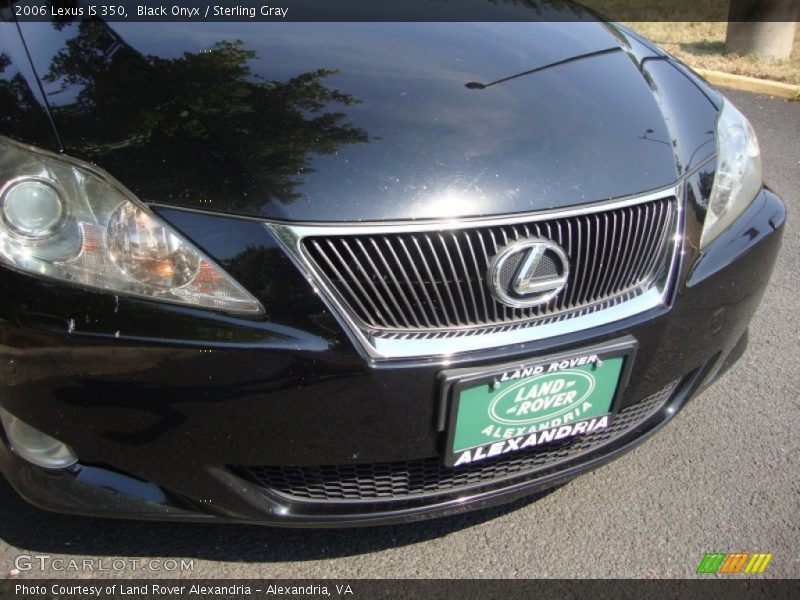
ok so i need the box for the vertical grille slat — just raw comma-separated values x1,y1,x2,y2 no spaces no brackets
382,238,426,329
631,201,658,288
411,236,448,327
642,201,666,283
438,233,470,325
641,200,673,282
488,228,509,322
302,197,676,333
519,223,536,321
311,240,380,327
621,203,649,290
642,200,668,285
463,231,491,324
339,238,399,329
354,238,412,329
425,234,461,326
598,211,618,300
576,215,592,305
474,230,499,322
452,232,481,325
397,237,441,328
616,205,642,292
604,210,618,295
366,238,415,328
608,208,632,297
567,217,581,309
584,213,603,306
634,201,662,289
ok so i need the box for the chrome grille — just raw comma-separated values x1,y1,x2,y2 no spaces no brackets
301,196,675,333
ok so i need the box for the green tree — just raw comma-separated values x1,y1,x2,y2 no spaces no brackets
43,20,370,210
0,53,53,143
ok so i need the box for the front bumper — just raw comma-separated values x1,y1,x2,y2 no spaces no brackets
0,186,785,527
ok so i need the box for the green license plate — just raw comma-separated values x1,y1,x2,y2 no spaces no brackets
443,342,635,467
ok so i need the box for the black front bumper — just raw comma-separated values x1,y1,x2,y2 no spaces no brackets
0,187,785,527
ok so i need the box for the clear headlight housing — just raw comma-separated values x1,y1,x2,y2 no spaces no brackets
700,98,762,248
0,137,262,315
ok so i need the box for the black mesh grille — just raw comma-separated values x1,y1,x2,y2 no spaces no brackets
238,382,677,503
497,252,524,290
533,253,559,278
301,197,675,333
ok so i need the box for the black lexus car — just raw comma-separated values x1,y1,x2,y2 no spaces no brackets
0,6,785,526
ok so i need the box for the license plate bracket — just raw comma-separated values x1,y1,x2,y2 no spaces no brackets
439,337,637,468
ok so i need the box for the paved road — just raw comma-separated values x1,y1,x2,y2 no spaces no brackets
1,89,798,580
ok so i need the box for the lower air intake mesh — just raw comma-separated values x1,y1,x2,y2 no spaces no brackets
238,381,677,503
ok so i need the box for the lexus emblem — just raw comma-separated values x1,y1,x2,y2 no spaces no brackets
488,238,569,308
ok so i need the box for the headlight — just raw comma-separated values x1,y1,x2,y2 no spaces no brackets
0,137,262,315
700,98,762,248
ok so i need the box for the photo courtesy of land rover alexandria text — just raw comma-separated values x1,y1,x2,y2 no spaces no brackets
0,3,785,526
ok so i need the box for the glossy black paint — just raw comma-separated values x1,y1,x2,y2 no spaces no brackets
0,11,787,525
0,19,57,147
13,18,718,221
0,365,713,526
0,173,785,524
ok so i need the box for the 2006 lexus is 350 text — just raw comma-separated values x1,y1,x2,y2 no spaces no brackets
0,5,785,526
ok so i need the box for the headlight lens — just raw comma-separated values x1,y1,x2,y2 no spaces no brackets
0,138,263,315
2,178,65,238
700,98,762,248
106,203,201,289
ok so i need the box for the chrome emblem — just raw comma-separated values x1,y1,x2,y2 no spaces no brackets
488,239,569,308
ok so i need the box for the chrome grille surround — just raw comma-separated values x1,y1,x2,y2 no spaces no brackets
267,186,682,360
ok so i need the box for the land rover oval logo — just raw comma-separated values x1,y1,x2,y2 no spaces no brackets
488,238,569,308
488,370,596,426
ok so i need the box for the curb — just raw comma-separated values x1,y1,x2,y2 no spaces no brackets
694,68,800,102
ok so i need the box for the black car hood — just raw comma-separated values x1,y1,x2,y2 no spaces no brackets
19,19,717,222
